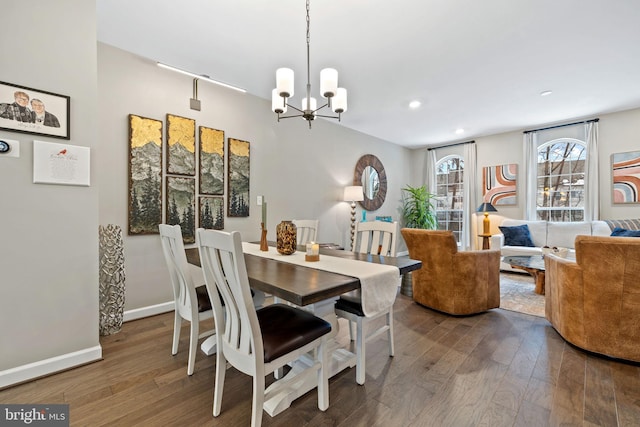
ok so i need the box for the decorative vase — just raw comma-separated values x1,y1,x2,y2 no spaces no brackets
98,224,126,336
276,220,297,255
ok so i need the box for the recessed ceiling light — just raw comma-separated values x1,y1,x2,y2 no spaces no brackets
409,100,421,109
540,90,553,96
455,128,464,135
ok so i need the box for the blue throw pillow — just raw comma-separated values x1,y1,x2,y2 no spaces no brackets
499,224,535,247
610,227,640,237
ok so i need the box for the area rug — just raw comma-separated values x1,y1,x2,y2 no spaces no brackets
499,272,545,318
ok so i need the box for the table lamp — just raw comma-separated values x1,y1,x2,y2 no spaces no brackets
477,202,498,235
344,185,364,250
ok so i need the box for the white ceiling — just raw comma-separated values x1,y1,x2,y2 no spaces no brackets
96,0,640,149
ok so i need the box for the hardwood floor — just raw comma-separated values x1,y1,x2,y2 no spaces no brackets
2,294,639,426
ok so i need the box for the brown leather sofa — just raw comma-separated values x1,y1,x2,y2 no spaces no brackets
401,228,501,315
545,235,640,362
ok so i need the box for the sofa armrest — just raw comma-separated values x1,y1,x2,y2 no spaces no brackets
490,234,504,250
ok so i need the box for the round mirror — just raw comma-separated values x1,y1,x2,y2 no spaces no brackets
353,154,387,211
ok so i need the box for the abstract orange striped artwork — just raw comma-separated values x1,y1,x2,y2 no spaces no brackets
482,163,517,205
612,150,640,203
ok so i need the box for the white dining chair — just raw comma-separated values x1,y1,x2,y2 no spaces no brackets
292,219,319,245
159,224,214,376
196,228,331,427
335,220,399,385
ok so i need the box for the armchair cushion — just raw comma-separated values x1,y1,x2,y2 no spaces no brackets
499,224,535,247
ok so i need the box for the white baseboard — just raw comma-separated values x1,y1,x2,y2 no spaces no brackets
123,301,174,322
0,346,102,389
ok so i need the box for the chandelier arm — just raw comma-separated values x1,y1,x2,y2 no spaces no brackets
277,114,305,120
314,114,341,120
285,103,305,114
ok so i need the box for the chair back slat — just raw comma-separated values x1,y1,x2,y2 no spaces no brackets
159,224,197,317
197,229,264,370
293,219,319,245
354,221,398,256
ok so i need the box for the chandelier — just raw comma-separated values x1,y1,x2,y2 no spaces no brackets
271,0,347,128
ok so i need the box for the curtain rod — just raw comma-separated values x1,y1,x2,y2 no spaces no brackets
523,118,599,134
427,140,475,151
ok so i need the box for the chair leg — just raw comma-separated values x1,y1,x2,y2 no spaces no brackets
317,338,329,411
187,319,198,376
251,374,265,427
388,307,395,357
172,312,181,355
348,320,355,342
212,350,226,417
356,318,366,385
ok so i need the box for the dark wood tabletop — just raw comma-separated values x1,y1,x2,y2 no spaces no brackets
185,244,421,306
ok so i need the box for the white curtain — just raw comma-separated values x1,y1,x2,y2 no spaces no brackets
584,121,599,221
523,132,538,220
461,142,477,250
424,149,437,194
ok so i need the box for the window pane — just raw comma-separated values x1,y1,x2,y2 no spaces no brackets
535,139,586,222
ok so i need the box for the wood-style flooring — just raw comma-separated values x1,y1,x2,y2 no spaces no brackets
2,294,639,426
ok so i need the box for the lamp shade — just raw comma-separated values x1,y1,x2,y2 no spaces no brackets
332,88,348,113
477,202,498,213
344,185,364,202
271,89,286,114
276,68,294,98
320,68,338,98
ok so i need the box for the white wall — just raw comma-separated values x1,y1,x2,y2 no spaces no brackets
97,43,412,314
0,1,101,384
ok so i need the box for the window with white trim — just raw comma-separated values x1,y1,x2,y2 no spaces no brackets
435,155,464,243
536,138,586,221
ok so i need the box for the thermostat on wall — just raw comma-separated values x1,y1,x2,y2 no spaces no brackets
0,139,20,158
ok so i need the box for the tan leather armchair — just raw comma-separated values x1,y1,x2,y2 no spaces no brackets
545,235,640,362
401,228,501,315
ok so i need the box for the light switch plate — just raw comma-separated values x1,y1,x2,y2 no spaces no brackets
257,195,263,205
0,139,19,158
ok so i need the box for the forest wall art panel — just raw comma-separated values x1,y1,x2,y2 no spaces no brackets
199,126,224,195
227,138,250,217
128,114,162,235
166,114,195,176
199,196,224,230
166,176,196,243
482,163,517,206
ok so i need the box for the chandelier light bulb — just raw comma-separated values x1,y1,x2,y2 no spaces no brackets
302,97,317,113
332,88,347,113
276,68,294,98
320,68,338,98
271,89,287,114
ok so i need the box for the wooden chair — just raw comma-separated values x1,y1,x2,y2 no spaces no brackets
292,219,319,245
159,224,214,376
196,228,331,427
335,220,399,385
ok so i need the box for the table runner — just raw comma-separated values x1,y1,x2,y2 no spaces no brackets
242,242,400,316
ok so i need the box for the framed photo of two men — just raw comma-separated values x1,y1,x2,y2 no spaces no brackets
0,81,70,139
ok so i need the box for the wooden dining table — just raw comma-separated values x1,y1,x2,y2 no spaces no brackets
185,242,422,416
185,243,422,305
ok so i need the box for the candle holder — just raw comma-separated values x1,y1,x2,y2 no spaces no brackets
260,222,268,251
305,241,320,262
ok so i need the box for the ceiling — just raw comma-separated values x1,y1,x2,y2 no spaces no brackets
96,0,640,149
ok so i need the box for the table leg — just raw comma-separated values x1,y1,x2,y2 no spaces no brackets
509,265,546,295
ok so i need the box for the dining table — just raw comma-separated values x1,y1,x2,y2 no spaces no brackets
185,242,422,416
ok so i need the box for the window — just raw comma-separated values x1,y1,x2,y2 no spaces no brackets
435,155,464,243
536,138,586,221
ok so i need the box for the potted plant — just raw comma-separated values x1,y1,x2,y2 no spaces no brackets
401,184,438,230
400,185,438,297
